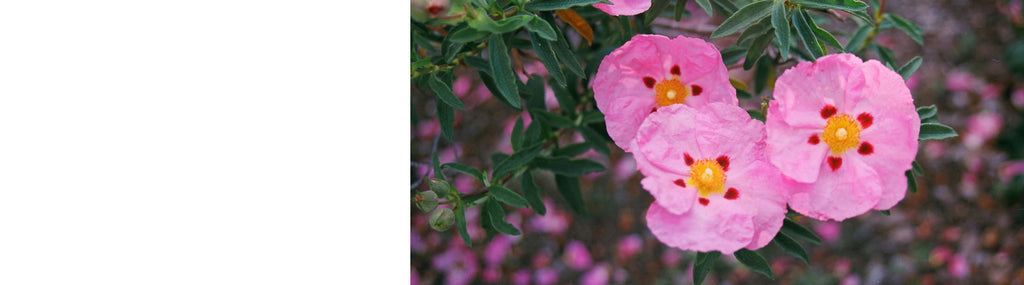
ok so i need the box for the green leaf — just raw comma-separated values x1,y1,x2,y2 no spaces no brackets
443,162,487,182
845,24,872,53
919,123,958,141
532,110,575,128
432,152,445,180
484,199,522,235
898,56,923,80
454,202,472,246
747,109,766,122
913,160,924,176
526,0,607,11
428,74,467,110
695,0,714,16
753,55,773,93
493,145,543,179
917,105,937,120
781,219,823,245
711,0,773,38
721,46,748,66
525,16,558,41
580,111,605,125
646,0,675,25
489,185,530,208
880,209,891,215
812,23,843,50
530,33,568,87
441,26,468,63
578,126,611,156
771,1,791,59
550,26,586,78
532,156,606,176
511,117,525,151
471,15,532,33
737,18,772,45
693,251,720,284
711,0,738,16
792,0,868,11
521,171,546,215
873,44,897,68
548,78,578,114
906,169,918,193
553,142,592,157
885,14,924,45
488,34,522,109
554,174,586,214
436,95,455,140
773,233,810,264
479,202,497,238
793,8,824,59
676,0,692,20
464,56,491,74
734,249,774,279
745,32,774,70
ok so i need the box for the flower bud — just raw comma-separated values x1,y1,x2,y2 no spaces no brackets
429,208,455,231
415,191,439,213
429,178,452,197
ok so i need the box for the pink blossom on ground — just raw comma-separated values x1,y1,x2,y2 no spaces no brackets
834,258,852,276
766,53,920,221
412,267,419,285
411,230,427,254
483,267,501,283
634,103,789,254
594,34,737,152
661,249,683,267
905,73,920,91
924,141,946,159
528,199,570,234
432,240,479,285
580,263,611,285
484,235,512,266
815,221,842,243
1012,88,1024,108
945,71,975,92
999,160,1024,182
563,240,594,270
949,254,970,279
929,246,954,266
616,234,643,261
534,268,559,285
512,269,531,285
614,154,638,182
531,251,552,268
963,112,1003,149
840,275,861,285
593,0,651,16
980,83,1001,100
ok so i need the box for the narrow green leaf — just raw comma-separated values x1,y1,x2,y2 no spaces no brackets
676,0,692,20
792,0,868,11
747,109,766,122
525,17,558,41
874,44,897,68
880,209,891,215
436,95,455,140
580,111,605,125
737,18,772,45
906,169,918,193
919,123,958,141
917,105,937,120
489,185,530,208
845,24,872,53
530,33,567,87
526,0,606,11
493,145,543,179
734,249,774,279
793,8,824,59
464,56,491,74
548,78,577,114
695,0,714,16
754,55,773,93
693,251,720,284
782,219,823,245
443,162,487,182
646,0,675,25
428,75,467,110
484,199,522,235
745,32,774,70
441,25,468,63
479,202,497,238
721,46,748,66
912,160,924,176
553,142,592,157
521,171,546,215
488,34,522,109
554,174,586,214
449,26,490,43
812,24,843,50
511,117,525,151
711,0,773,38
898,56,923,80
454,202,472,246
432,152,445,180
524,120,544,147
532,110,575,128
578,126,611,156
711,0,738,16
771,1,791,59
885,14,924,45
532,156,606,176
550,27,586,78
773,233,810,264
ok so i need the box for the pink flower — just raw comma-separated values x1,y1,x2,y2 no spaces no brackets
661,249,683,267
534,268,559,285
948,254,969,279
1012,88,1024,108
766,53,920,221
482,267,501,283
412,267,419,285
432,240,479,285
814,221,842,243
563,240,594,270
963,112,1003,149
593,0,651,16
580,263,611,285
616,234,643,261
512,269,531,285
484,235,512,266
945,71,975,93
633,103,788,254
999,160,1024,182
594,34,737,152
929,246,953,266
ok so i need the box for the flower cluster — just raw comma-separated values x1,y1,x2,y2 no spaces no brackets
594,35,920,254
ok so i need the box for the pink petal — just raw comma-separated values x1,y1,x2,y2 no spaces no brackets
593,0,652,16
787,155,883,221
604,95,657,152
770,54,863,128
725,160,788,249
765,111,828,183
646,201,754,254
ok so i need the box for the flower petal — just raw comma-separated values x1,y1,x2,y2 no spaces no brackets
726,160,789,249
765,107,829,183
645,201,754,254
593,0,652,16
787,155,882,221
604,95,658,151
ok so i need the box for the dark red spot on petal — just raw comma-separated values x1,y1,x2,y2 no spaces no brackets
670,65,681,76
808,134,820,145
673,179,686,187
691,85,702,96
650,107,657,113
827,156,843,171
724,188,738,200
427,4,442,15
716,155,730,171
684,153,694,166
858,142,874,155
857,113,873,129
820,105,837,119
698,198,709,206
643,77,656,88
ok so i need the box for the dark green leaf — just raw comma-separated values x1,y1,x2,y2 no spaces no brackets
898,56,923,80
885,14,924,45
464,56,491,74
578,126,611,156
771,1,791,59
441,26,468,63
554,174,586,214
734,249,774,279
736,86,753,99
581,111,605,125
646,0,675,25
793,8,824,59
874,44,897,68
443,162,487,182
773,233,810,264
488,35,522,109
493,145,543,179
511,117,525,151
919,123,958,140
524,120,545,146
454,202,472,246
747,109,766,122
533,156,606,176
412,32,438,54
491,152,510,169
792,0,868,11
880,209,891,215
745,32,773,70
812,23,843,50
754,55,773,93
484,199,522,235
912,160,924,176
711,0,738,16
433,152,445,180
782,219,823,245
721,46,748,66
917,105,937,120
429,74,467,110
532,110,576,128
449,26,490,43
737,18,772,45
906,169,918,193
521,171,546,215
711,0,773,38
526,0,607,11
550,27,586,78
530,33,568,87
489,185,530,208
695,0,713,16
549,78,577,114
553,142,592,157
436,95,455,140
479,202,497,238
693,251,720,284
472,15,532,33
676,0,692,20
845,24,872,53
525,16,558,41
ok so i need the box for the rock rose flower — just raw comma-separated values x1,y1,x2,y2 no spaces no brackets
593,0,651,16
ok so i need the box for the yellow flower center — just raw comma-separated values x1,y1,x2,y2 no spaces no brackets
686,159,726,197
654,78,690,107
822,114,862,155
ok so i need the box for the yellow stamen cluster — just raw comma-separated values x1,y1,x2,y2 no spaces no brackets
687,159,726,197
822,114,862,155
654,78,690,107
